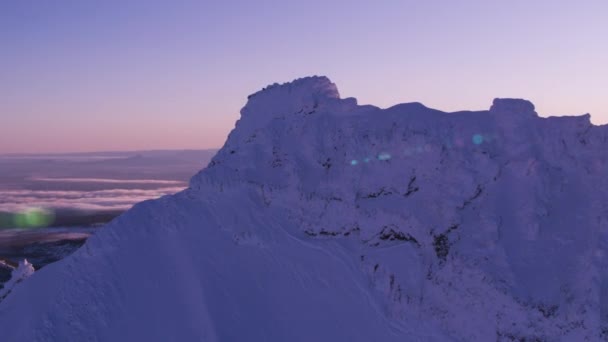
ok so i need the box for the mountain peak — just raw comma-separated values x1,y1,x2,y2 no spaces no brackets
2,77,606,341
490,98,537,116
246,76,340,101
242,76,340,120
226,76,344,149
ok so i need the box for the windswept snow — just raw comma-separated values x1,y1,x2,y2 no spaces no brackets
0,76,606,341
0,259,34,302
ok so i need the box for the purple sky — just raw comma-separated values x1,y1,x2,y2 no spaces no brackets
1,1,606,154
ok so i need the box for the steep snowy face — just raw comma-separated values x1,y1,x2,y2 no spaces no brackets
191,76,608,340
0,76,606,341
230,76,342,139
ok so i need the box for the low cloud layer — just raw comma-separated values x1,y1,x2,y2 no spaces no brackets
29,177,185,185
0,186,186,212
0,150,213,225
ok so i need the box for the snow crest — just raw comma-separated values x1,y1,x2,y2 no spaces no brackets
0,260,35,303
1,76,607,341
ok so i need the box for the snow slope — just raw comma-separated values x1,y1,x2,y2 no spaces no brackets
0,259,34,302
0,76,606,341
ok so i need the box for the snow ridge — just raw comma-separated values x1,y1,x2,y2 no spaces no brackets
0,76,606,341
0,260,34,303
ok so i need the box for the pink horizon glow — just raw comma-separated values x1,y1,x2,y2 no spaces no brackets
2,1,606,154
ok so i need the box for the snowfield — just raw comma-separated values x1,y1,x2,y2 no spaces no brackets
0,76,606,341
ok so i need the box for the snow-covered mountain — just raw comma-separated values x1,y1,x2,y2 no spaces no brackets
0,76,605,341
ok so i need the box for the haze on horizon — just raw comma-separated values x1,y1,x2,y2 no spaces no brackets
1,0,607,154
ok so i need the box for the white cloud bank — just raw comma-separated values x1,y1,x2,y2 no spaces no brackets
0,186,186,212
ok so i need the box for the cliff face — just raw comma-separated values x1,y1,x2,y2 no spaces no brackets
1,76,606,341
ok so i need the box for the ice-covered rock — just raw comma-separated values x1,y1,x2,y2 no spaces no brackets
0,76,606,341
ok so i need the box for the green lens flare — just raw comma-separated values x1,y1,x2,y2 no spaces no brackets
13,208,55,228
13,213,27,227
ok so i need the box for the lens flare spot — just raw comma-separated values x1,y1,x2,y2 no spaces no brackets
378,152,391,161
12,208,55,228
363,158,370,163
472,134,484,145
350,159,358,166
13,213,27,228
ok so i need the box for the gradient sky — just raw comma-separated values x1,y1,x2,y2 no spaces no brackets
1,1,607,154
